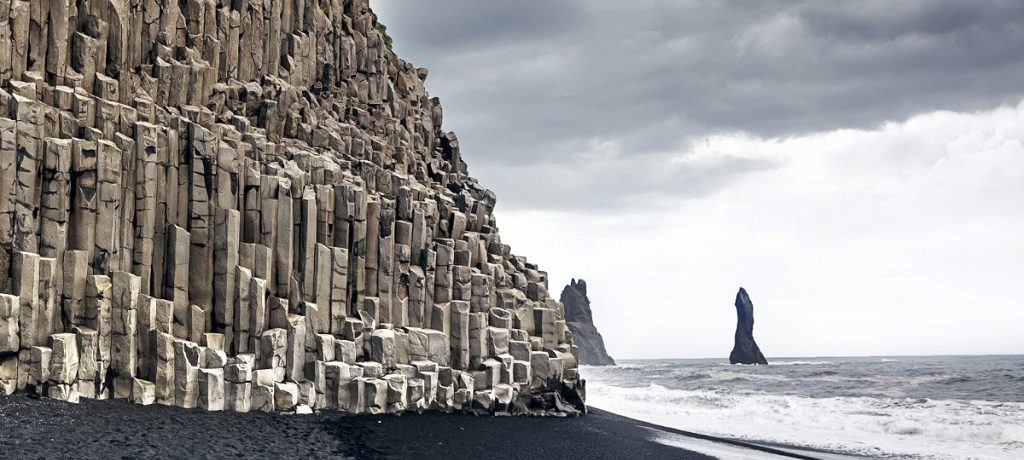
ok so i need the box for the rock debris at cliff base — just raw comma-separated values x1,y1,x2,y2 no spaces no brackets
0,0,583,416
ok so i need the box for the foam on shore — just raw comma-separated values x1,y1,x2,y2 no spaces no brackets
587,379,1024,459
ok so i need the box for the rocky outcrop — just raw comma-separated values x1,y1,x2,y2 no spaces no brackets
0,0,583,416
560,279,614,366
729,288,768,365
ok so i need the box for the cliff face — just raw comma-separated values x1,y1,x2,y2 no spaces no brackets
560,279,614,366
729,288,768,365
0,0,583,415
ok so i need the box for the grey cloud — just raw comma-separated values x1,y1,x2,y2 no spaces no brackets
374,0,582,51
477,150,780,213
373,0,1024,211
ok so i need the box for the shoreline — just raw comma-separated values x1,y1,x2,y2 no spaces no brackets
603,408,865,460
601,408,829,460
0,393,840,459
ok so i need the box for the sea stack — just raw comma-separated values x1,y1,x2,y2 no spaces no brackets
561,279,615,366
729,288,768,365
0,0,583,416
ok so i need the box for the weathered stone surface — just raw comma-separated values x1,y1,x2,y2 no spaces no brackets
233,267,252,354
0,294,19,353
13,252,39,350
370,329,397,369
150,331,176,405
285,314,306,382
48,333,78,384
213,209,240,348
336,340,357,365
199,368,225,411
173,340,201,408
165,225,190,338
35,258,57,348
113,375,133,403
111,271,140,379
47,383,80,403
226,381,252,413
530,352,551,390
29,346,51,386
0,356,16,395
533,308,559,351
132,378,156,406
560,279,615,366
407,327,449,367
251,382,275,412
730,288,769,365
449,301,470,370
361,377,388,415
85,275,112,389
259,329,288,383
74,326,100,398
225,355,254,384
62,250,88,327
274,382,299,411
203,347,228,369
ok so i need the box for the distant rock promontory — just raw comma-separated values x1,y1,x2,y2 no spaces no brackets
730,288,769,365
561,279,616,366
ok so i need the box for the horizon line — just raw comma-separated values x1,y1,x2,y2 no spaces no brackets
600,352,1024,362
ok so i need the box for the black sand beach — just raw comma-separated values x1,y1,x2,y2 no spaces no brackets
0,394,716,459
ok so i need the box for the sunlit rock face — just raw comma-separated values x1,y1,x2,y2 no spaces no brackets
0,0,582,416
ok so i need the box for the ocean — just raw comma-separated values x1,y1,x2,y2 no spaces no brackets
583,355,1024,459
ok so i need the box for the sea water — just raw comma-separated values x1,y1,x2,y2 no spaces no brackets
583,355,1024,459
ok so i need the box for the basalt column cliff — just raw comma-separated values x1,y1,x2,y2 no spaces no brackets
0,0,583,415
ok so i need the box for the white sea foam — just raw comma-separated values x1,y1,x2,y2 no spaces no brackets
704,369,792,382
761,360,836,366
587,380,1024,460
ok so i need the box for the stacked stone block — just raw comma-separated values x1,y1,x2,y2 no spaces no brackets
0,0,584,416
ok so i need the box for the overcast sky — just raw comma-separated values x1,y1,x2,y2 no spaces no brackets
374,1,1024,359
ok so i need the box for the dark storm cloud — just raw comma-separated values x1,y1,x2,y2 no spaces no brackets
372,1,1024,211
376,0,583,49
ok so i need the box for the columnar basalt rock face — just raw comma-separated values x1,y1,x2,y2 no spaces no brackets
730,288,768,365
560,279,615,366
0,0,583,416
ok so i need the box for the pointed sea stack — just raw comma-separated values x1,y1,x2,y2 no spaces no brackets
729,288,768,365
561,279,615,366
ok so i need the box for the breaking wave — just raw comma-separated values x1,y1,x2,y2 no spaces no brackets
588,382,1024,459
583,356,1024,459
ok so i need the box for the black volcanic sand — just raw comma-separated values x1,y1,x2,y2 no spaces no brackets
0,394,716,459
